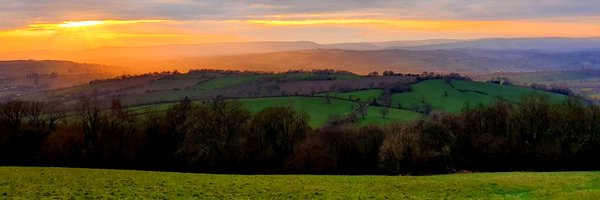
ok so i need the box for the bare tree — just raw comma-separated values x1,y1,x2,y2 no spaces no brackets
380,107,390,119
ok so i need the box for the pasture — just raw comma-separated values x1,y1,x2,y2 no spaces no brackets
0,167,598,199
240,96,358,127
392,79,567,113
318,89,384,102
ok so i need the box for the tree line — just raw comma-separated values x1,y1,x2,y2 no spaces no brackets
0,94,599,175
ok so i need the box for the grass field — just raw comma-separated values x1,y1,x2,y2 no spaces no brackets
192,75,270,91
239,96,358,127
318,89,384,102
392,80,567,113
452,80,566,102
358,106,423,126
129,96,422,127
0,167,598,199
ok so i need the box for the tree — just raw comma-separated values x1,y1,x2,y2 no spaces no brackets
358,102,369,119
178,99,251,170
249,107,310,171
422,103,433,115
379,122,421,174
76,97,103,157
380,107,390,119
382,70,395,76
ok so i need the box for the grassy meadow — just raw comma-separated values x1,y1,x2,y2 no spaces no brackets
125,78,570,127
392,79,567,113
0,167,598,199
240,96,358,127
318,89,384,102
358,106,423,126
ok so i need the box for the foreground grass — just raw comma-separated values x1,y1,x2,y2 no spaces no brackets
0,167,598,199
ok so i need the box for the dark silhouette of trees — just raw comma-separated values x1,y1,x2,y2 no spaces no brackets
248,107,309,172
0,93,599,175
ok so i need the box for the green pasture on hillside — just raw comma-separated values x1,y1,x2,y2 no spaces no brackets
318,89,384,102
239,96,358,127
392,79,568,113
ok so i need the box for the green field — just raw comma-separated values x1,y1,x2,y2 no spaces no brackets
0,167,598,199
192,75,270,91
392,80,568,113
318,89,384,102
128,96,422,127
358,106,423,126
239,96,358,127
119,79,569,126
452,80,566,102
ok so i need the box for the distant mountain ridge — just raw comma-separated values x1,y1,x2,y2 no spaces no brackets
1,37,600,74
3,37,599,62
401,37,600,52
147,49,600,74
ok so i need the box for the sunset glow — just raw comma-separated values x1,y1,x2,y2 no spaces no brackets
0,1,598,55
58,21,106,28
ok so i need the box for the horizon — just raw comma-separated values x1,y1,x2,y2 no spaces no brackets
2,1,600,54
4,36,600,53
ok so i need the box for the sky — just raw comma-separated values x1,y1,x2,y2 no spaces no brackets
0,0,599,53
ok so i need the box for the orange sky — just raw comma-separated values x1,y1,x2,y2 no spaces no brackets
1,18,599,54
1,0,599,54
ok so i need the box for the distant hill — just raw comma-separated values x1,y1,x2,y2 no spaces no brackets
0,40,464,62
3,38,600,72
0,41,323,70
1,37,599,74
146,49,600,74
402,37,600,52
0,60,115,99
476,69,600,103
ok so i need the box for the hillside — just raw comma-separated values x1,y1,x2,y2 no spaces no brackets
17,70,571,128
1,167,598,199
477,69,600,103
150,49,600,74
3,38,600,74
0,60,115,99
403,37,600,52
393,79,567,113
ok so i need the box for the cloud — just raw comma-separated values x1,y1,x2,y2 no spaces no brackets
1,0,598,29
0,0,598,48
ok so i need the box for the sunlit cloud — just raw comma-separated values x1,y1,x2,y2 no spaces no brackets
58,21,106,28
246,18,600,37
0,19,244,53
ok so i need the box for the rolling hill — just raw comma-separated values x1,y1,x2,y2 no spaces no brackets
17,70,571,127
477,69,600,103
0,60,115,100
403,37,600,52
152,49,600,74
3,38,600,74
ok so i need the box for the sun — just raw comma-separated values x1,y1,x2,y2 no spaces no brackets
57,21,106,28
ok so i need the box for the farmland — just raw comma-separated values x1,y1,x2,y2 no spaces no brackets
392,79,567,113
0,167,598,199
318,89,384,102
477,69,600,103
12,71,572,127
130,96,423,127
114,74,573,127
240,97,358,127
